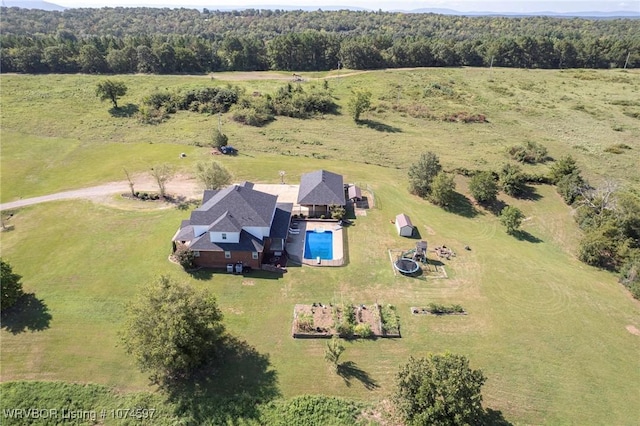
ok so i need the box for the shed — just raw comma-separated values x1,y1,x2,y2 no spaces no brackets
348,185,362,201
395,213,414,237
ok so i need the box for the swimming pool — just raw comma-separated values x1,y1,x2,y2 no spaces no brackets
304,230,333,260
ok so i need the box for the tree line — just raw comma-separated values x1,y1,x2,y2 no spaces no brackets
1,7,638,73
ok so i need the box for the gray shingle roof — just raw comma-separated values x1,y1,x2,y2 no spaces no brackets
270,203,293,239
189,229,264,252
190,183,277,230
297,170,345,206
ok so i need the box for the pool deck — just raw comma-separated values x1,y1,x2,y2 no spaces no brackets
286,220,345,267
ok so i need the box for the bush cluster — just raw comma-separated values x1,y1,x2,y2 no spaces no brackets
508,141,548,164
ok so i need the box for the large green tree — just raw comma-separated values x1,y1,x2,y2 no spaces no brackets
408,151,442,197
121,275,225,385
1,259,24,312
195,161,231,190
469,171,498,204
429,172,456,206
393,353,486,426
95,79,127,109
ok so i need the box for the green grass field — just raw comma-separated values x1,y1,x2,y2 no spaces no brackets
1,69,639,425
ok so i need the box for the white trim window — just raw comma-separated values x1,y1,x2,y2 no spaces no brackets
224,251,231,259
252,252,259,260
193,251,200,257
222,233,227,240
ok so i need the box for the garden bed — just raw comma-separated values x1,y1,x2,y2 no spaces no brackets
292,303,400,338
411,303,467,316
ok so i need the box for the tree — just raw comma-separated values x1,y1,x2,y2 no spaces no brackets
469,171,498,204
212,128,228,148
121,275,225,385
195,161,231,190
408,151,442,197
500,205,525,234
429,172,456,206
123,168,136,197
393,353,486,426
556,171,584,205
149,164,173,199
96,79,127,109
78,44,108,74
324,336,345,372
548,155,578,184
498,163,526,197
1,259,24,312
347,89,371,121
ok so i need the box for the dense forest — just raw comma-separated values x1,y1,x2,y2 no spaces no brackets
1,7,638,73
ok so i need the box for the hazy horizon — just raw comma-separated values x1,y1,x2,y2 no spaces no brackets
47,0,640,13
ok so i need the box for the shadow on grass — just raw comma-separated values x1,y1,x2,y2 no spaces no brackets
337,361,379,390
166,336,280,424
517,185,542,201
357,119,402,133
485,199,508,216
481,408,514,426
187,268,284,280
444,192,480,218
1,293,52,334
513,230,543,243
109,104,139,117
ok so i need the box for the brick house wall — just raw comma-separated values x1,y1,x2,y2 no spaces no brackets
194,250,262,269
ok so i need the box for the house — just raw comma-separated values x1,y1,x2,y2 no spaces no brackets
172,182,292,269
297,170,345,217
347,184,362,202
395,213,414,237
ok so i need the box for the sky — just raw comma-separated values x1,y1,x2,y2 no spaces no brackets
52,1,640,13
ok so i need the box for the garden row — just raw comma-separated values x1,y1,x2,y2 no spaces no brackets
292,303,400,338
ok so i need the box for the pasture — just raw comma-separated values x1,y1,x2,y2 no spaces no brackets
1,69,639,425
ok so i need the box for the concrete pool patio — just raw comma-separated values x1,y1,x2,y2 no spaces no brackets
285,220,345,267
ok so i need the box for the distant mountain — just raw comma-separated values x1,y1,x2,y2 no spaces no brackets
2,0,66,10
404,8,640,18
1,1,637,18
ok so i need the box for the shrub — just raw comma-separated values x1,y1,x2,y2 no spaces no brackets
604,143,632,154
259,395,363,426
329,205,346,220
174,246,196,269
508,141,548,164
380,304,400,334
619,254,640,299
548,155,579,184
353,323,373,338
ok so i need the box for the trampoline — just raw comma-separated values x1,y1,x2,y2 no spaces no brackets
394,258,420,274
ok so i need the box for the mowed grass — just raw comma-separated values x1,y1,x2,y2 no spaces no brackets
1,69,640,424
1,161,639,425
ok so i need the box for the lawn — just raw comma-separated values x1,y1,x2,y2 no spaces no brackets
1,69,639,425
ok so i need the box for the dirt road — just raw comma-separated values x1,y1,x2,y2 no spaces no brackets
0,174,201,211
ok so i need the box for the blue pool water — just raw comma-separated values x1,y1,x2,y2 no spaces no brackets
304,230,333,260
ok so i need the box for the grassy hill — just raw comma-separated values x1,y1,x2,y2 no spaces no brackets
1,69,639,425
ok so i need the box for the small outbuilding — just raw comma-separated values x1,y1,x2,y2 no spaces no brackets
395,213,414,237
347,184,362,202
